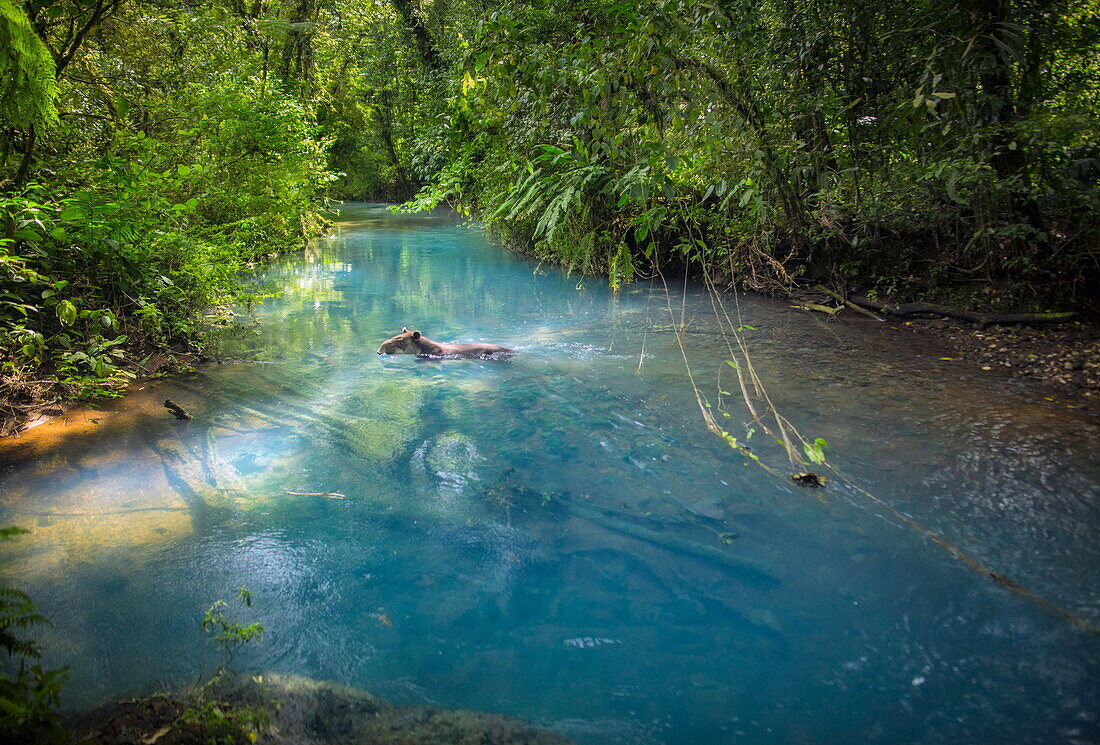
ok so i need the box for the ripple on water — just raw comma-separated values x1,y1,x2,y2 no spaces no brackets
0,204,1098,745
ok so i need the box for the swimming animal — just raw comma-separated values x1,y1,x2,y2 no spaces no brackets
376,327,514,359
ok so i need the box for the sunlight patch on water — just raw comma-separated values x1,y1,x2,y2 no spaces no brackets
1,204,1098,744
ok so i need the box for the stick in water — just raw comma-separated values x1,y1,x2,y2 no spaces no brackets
164,399,192,420
285,491,346,499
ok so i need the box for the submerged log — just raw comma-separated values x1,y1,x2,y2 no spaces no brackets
151,436,240,513
164,399,192,420
201,427,249,497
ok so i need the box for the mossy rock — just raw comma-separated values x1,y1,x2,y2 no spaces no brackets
341,380,427,421
237,673,390,742
423,432,482,483
71,695,249,745
74,675,573,745
248,674,573,745
338,380,430,465
343,417,417,463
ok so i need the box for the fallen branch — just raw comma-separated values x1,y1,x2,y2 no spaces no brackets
791,302,841,316
285,491,347,499
847,295,1075,326
815,285,885,322
164,399,192,420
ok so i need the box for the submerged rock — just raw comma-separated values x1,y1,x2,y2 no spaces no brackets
333,379,431,468
408,431,487,516
350,706,571,745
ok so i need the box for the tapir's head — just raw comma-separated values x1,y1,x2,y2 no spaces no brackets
377,327,422,355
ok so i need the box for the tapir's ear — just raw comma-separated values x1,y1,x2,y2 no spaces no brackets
412,331,421,339
402,326,409,333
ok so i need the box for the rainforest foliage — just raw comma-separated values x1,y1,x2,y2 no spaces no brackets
403,0,1100,303
1,0,1099,421
0,0,420,418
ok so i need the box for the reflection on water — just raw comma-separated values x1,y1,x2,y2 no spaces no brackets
1,204,1099,744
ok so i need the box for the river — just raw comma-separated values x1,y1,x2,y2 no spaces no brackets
1,204,1098,744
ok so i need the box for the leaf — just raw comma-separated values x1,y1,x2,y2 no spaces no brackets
803,437,828,465
177,164,191,177
56,299,76,326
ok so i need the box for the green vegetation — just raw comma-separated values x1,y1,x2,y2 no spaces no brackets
401,0,1100,308
2,0,1098,428
0,568,267,745
0,0,336,426
185,587,268,744
0,527,67,745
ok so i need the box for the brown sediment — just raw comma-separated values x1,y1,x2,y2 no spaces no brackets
0,348,202,438
0,385,192,464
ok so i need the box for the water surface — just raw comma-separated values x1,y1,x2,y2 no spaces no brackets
2,205,1099,744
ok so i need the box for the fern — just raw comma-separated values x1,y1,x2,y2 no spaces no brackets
0,527,68,743
493,146,613,248
0,0,58,130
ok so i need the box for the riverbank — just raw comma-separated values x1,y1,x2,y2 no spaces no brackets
70,674,573,745
904,316,1100,399
786,298,1100,403
0,225,322,439
0,345,203,438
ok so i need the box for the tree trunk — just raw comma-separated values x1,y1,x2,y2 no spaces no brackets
962,0,1046,237
390,0,443,71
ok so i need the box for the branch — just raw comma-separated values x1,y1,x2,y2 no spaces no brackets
847,294,1075,326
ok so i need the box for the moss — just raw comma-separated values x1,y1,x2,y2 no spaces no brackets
73,674,573,745
343,417,415,463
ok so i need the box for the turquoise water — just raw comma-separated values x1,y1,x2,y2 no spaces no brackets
2,204,1099,744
